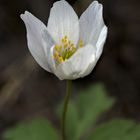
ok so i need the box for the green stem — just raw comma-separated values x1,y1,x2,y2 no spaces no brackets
61,80,72,140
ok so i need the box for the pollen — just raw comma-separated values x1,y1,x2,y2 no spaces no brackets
79,39,84,48
53,36,84,64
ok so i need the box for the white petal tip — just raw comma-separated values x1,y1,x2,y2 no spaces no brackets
20,11,26,20
20,14,23,19
93,1,102,5
20,11,31,19
93,1,99,4
91,1,103,10
52,0,69,8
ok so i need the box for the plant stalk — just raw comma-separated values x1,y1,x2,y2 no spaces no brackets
61,80,72,140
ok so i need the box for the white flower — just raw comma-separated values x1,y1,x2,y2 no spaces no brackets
20,0,108,80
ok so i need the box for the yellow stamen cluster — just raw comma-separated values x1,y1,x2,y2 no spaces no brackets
53,36,84,64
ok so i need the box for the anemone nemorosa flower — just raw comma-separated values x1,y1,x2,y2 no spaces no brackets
20,0,108,80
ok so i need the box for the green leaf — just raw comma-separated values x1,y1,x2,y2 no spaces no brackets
87,119,140,140
3,118,59,140
56,83,114,140
76,83,114,139
56,101,78,140
65,102,78,140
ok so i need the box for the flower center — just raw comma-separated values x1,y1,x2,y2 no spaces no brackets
53,36,83,64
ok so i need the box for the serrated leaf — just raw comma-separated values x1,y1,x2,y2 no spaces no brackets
76,83,114,139
87,119,140,140
3,118,59,140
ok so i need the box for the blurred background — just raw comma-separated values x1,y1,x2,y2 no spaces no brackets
0,0,140,139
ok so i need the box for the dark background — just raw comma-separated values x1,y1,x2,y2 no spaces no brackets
0,0,140,139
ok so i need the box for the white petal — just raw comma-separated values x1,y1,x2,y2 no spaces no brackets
79,1,105,46
55,45,96,80
47,0,79,46
44,45,57,73
20,11,54,72
96,25,108,59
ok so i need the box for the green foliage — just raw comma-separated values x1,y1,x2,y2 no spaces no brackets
87,119,140,140
76,84,114,139
3,83,140,140
65,102,79,140
57,83,114,140
57,83,140,140
3,118,59,140
56,101,79,140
